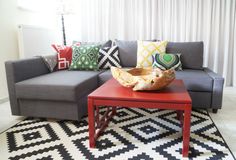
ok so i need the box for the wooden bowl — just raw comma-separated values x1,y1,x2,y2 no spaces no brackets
111,67,175,91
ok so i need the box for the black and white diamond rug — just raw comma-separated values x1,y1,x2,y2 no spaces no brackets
0,108,235,160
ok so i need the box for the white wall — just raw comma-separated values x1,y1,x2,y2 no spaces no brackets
0,0,59,100
0,0,19,100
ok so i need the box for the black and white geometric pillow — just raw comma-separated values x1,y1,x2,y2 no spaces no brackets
41,54,58,72
98,46,121,69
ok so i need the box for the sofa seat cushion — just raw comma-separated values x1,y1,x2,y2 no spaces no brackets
15,70,102,102
98,69,213,92
98,70,112,86
176,69,213,92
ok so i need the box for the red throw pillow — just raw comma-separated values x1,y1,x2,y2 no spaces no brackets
52,43,80,70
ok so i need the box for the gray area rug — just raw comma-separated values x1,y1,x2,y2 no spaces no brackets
0,108,235,160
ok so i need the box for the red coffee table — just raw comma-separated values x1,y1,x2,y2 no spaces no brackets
88,78,192,157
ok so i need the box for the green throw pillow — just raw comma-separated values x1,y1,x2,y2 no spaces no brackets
152,53,182,70
69,45,101,70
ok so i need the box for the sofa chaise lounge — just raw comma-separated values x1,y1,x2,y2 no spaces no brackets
5,41,224,120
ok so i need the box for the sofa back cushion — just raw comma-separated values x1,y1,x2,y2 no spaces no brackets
116,40,204,69
115,40,137,67
166,42,203,69
73,40,112,48
116,40,157,67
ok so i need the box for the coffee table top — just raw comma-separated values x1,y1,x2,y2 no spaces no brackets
89,78,191,104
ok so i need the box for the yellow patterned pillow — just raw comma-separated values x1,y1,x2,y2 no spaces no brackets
136,40,168,67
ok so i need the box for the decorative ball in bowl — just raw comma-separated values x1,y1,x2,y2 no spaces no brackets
111,67,175,91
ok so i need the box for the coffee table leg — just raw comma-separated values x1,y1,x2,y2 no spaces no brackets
112,106,117,115
88,98,95,148
96,106,100,128
176,110,183,126
182,107,191,157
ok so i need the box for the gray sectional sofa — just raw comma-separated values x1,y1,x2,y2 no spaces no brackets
5,41,224,120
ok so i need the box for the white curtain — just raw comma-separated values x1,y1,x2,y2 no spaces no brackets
18,0,236,86
64,0,236,86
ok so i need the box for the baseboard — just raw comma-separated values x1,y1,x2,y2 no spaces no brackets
224,87,236,95
0,97,9,104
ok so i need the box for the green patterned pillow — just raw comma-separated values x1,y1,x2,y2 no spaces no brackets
69,45,101,70
152,53,182,70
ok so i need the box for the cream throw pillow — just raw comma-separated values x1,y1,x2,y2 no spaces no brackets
136,40,168,67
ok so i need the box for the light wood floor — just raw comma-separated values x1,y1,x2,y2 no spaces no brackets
1,87,235,156
209,87,236,157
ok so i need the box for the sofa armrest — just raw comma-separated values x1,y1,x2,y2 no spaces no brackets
5,57,49,115
204,67,224,108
